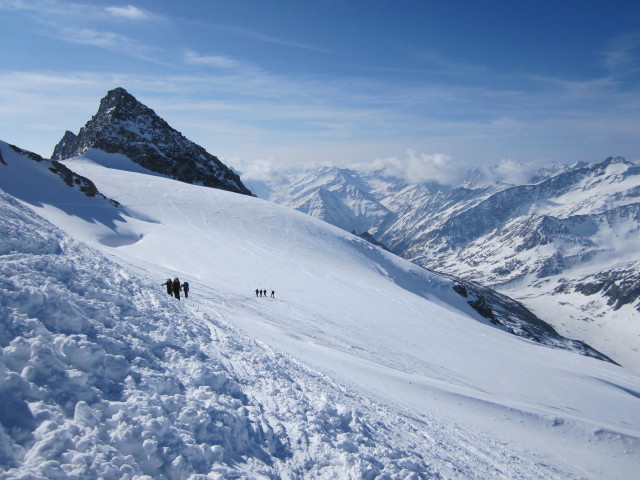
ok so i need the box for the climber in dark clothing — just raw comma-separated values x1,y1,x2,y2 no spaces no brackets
182,281,190,299
172,277,181,300
162,278,173,296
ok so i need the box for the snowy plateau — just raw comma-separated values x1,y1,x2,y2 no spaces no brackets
1,142,640,480
256,163,640,372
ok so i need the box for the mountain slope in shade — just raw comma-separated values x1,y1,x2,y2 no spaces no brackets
51,87,252,196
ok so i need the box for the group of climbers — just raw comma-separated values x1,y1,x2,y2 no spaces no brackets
255,289,275,298
162,277,189,300
162,278,277,302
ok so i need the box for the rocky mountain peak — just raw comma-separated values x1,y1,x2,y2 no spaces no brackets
596,156,633,171
95,87,161,127
603,156,628,165
51,88,253,196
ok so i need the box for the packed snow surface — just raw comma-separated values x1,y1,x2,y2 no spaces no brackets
1,147,640,479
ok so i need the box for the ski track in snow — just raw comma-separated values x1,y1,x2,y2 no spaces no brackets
182,282,640,480
131,265,579,480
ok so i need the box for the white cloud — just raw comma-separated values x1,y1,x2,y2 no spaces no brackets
208,24,331,53
58,27,128,48
229,158,288,184
1,1,151,21
483,158,536,185
601,32,640,73
105,5,149,21
365,151,466,186
347,152,539,187
184,52,242,70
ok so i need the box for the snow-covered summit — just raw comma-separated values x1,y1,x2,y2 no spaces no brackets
51,87,252,196
265,166,396,236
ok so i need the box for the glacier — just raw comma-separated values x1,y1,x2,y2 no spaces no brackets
1,141,640,479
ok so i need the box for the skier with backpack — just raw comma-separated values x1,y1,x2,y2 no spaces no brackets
182,281,190,299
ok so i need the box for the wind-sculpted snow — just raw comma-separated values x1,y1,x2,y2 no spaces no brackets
0,195,62,256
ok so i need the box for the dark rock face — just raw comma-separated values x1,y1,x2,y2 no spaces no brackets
555,263,640,312
9,144,44,163
52,87,253,196
355,231,390,251
48,160,118,205
7,144,117,206
450,278,617,364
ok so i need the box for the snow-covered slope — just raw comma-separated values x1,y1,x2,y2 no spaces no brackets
0,189,448,479
2,141,603,361
261,161,640,370
2,142,640,478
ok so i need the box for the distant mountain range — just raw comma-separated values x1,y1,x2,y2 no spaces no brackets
254,160,640,368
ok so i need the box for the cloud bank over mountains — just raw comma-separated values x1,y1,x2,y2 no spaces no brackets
236,150,541,189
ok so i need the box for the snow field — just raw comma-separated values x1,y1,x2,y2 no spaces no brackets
1,191,443,479
57,155,640,478
2,146,640,479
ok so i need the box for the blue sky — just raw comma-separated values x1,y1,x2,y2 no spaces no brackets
1,0,640,184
